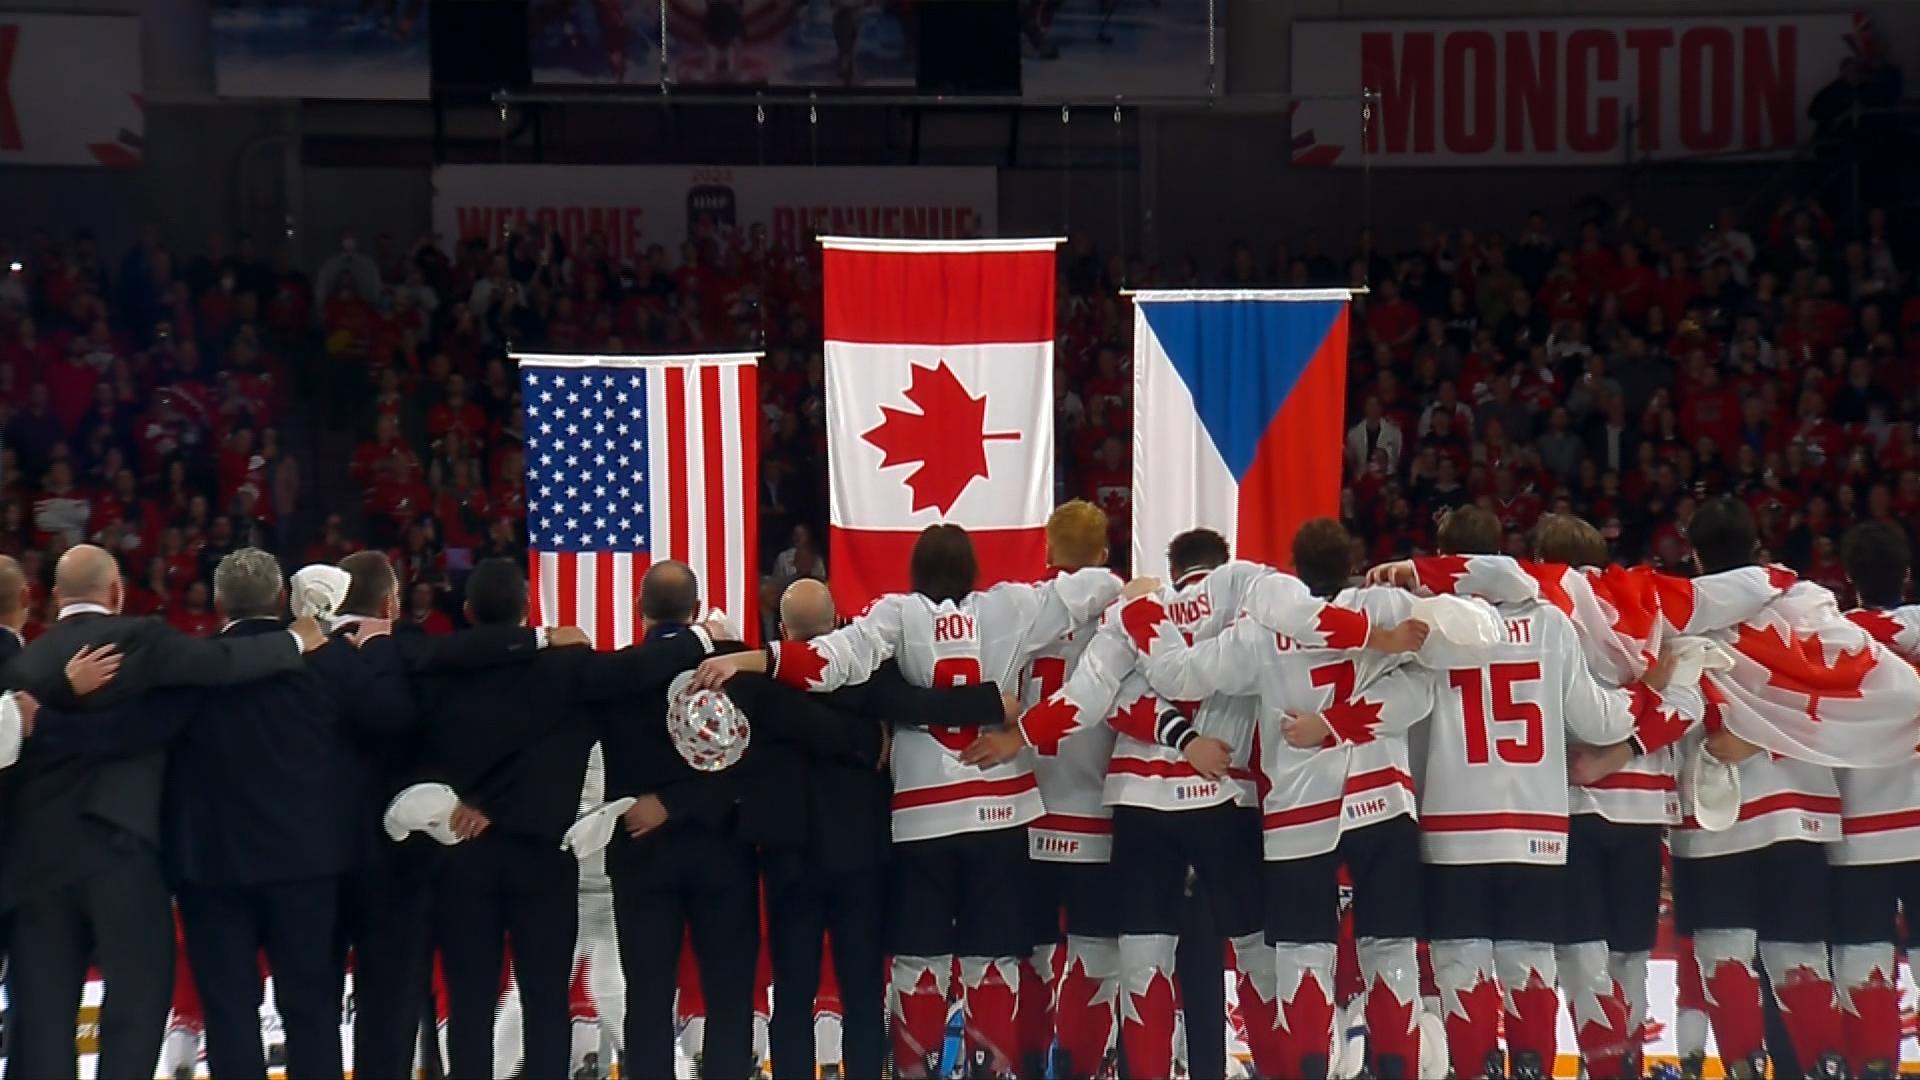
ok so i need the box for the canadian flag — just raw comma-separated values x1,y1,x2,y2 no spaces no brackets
821,237,1060,613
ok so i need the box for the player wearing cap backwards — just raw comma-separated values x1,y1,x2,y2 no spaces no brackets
1834,521,1920,1080
977,527,1428,1080
1103,517,1453,1080
689,523,1127,1079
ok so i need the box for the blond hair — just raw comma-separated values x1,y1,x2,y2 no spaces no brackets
1046,500,1111,571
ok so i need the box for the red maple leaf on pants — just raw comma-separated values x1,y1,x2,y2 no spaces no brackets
1733,622,1875,722
861,361,1018,514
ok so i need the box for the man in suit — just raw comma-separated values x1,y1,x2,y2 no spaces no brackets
412,557,725,1080
603,561,766,1080
606,565,1011,1080
0,544,324,1080
737,579,1012,1080
154,549,374,1080
0,553,31,1059
325,550,559,1080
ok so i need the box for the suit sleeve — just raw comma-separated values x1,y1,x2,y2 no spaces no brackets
654,772,741,830
141,623,304,688
770,596,905,692
726,676,881,769
397,625,544,672
571,632,713,704
864,661,1005,732
26,687,195,758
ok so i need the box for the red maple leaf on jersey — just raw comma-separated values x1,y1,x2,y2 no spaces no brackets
772,639,831,690
860,361,1018,514
1323,696,1387,745
1520,561,1575,616
1412,555,1470,596
1733,622,1876,722
1848,608,1905,649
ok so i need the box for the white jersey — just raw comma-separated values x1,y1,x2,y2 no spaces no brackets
770,568,1122,844
1830,605,1920,867
1410,597,1636,866
1021,608,1114,864
1670,585,1846,860
1023,561,1375,816
1131,580,1438,860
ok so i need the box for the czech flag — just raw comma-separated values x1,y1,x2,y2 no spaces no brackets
1130,290,1351,576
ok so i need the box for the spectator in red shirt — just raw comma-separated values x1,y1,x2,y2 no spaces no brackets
1084,435,1131,564
427,374,488,448
123,554,174,617
351,413,422,488
1677,362,1741,449
1365,279,1422,360
168,579,220,638
404,581,453,635
434,458,492,550
1602,242,1657,326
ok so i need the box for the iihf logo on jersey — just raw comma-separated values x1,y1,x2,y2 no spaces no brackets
1176,781,1220,801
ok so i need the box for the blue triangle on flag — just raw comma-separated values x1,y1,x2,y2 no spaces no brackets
1139,298,1345,480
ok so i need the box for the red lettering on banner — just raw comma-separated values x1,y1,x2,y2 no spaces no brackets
1504,31,1556,152
1441,31,1495,151
0,25,19,152
1565,29,1620,153
1743,26,1797,149
1360,31,1434,153
1624,28,1673,151
1679,27,1734,151
451,206,648,262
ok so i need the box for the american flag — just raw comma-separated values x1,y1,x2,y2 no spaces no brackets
517,352,760,648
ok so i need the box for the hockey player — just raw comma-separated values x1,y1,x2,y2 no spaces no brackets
989,528,1428,1080
690,523,1126,1078
1664,500,1854,1080
1532,514,1705,1080
1834,520,1920,1080
1111,518,1449,1080
1008,500,1128,1080
1391,507,1640,1079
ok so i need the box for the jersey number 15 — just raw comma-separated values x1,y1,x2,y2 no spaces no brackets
1448,661,1544,765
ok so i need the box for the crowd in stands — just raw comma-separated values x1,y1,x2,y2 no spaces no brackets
0,189,1913,638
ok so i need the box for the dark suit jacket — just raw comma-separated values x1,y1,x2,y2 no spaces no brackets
0,612,304,910
412,628,711,845
720,663,1006,873
337,620,543,864
157,620,373,888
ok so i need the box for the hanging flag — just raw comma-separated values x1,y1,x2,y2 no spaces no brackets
517,351,760,647
821,236,1061,613
1130,290,1351,576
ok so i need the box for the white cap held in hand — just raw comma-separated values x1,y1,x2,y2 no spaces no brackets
291,564,352,628
383,783,464,846
563,797,637,859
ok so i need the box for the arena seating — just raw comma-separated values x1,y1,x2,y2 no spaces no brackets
1,193,1914,637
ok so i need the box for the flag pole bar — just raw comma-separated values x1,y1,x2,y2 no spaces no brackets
1117,287,1370,297
491,88,1376,112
